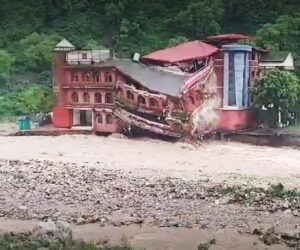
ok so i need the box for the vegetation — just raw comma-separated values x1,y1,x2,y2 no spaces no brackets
0,0,299,118
219,183,300,203
0,233,135,250
0,85,53,117
254,69,300,126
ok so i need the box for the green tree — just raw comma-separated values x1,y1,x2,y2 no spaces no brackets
222,0,282,33
255,14,300,60
168,36,189,47
17,33,61,72
85,39,106,50
17,85,53,114
170,0,224,39
0,50,14,89
254,69,300,126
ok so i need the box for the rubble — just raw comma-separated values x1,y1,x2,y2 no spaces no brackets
253,226,300,248
0,159,299,240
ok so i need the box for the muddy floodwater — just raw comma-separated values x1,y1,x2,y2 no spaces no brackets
0,135,299,249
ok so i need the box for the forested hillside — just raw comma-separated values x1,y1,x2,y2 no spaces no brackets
0,0,299,116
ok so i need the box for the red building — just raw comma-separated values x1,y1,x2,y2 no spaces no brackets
52,35,294,137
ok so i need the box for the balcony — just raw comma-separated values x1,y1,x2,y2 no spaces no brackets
66,50,110,65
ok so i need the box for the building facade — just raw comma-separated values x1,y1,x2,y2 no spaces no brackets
52,34,294,138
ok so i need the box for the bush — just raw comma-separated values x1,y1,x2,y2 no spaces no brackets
0,85,53,117
254,69,300,126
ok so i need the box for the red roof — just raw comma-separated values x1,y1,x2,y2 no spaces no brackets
207,33,251,41
142,41,219,63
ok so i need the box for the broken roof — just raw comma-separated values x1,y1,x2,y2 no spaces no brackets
142,41,219,64
260,51,291,63
115,59,187,96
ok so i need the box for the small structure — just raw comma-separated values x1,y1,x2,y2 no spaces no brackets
259,51,294,70
51,36,294,137
54,39,76,51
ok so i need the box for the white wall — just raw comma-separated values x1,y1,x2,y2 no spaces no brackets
66,50,110,64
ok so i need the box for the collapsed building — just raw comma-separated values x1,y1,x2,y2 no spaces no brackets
52,34,295,138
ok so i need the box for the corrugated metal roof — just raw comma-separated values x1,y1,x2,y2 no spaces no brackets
63,58,187,96
260,51,291,63
115,59,187,96
142,41,218,63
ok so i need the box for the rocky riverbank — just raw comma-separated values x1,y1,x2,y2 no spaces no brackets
0,159,299,249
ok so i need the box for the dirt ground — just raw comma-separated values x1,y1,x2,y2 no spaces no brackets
0,134,299,249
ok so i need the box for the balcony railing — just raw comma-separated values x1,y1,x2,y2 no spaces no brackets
66,50,110,65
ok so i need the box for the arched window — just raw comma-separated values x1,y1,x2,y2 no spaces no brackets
149,98,158,107
106,114,113,124
94,93,102,103
71,92,78,103
73,75,79,82
126,90,134,100
117,87,123,98
173,123,183,131
97,114,103,124
86,74,90,82
105,93,113,103
96,75,100,83
105,72,112,83
83,92,90,103
138,95,146,105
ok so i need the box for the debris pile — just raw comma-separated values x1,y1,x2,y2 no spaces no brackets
0,159,298,234
253,226,300,248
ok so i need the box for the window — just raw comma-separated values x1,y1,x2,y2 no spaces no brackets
126,90,134,101
224,51,250,107
73,75,79,82
173,123,183,131
149,98,158,107
83,92,90,103
105,72,112,83
117,87,123,97
86,74,90,82
96,75,100,83
106,114,113,124
94,93,102,103
71,92,78,103
105,93,113,103
138,95,146,105
97,114,103,124
82,53,87,59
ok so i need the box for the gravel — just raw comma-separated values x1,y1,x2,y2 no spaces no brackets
0,159,298,234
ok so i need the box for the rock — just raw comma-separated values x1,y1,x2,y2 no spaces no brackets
35,220,57,235
292,210,299,216
252,228,263,236
166,220,179,227
261,227,281,245
76,217,85,225
18,205,28,212
108,133,128,139
32,220,72,249
112,220,121,227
